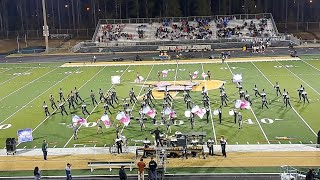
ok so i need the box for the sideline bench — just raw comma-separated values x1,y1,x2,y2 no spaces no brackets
88,161,134,172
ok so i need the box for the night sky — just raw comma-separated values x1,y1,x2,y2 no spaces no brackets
0,0,319,31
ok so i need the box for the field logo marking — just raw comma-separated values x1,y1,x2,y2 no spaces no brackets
260,118,274,124
243,119,254,124
0,124,11,130
84,122,97,128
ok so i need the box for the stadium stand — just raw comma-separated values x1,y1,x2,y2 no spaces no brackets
72,13,299,53
93,14,276,43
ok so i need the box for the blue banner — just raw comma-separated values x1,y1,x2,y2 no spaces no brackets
17,128,33,143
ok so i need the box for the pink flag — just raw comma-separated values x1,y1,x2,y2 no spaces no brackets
147,109,157,119
195,108,206,119
191,106,206,119
72,115,87,125
192,71,199,79
116,111,131,126
235,100,251,109
142,106,157,118
162,70,168,77
169,110,177,118
101,114,111,128
202,72,208,78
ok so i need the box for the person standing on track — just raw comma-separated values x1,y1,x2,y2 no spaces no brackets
207,137,214,156
220,136,227,158
42,140,48,160
137,158,146,180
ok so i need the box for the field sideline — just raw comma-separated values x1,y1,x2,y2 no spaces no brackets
0,56,319,149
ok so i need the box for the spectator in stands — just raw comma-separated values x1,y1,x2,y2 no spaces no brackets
137,158,146,180
119,165,127,180
65,163,72,180
33,166,41,180
148,157,157,180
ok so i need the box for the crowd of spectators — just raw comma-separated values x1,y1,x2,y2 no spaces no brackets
155,18,213,40
216,17,274,38
97,24,133,42
95,17,276,42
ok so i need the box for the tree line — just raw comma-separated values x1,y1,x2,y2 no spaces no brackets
0,0,319,32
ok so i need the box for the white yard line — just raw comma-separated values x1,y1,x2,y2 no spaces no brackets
0,68,12,74
173,63,179,86
119,64,155,134
16,67,107,147
0,67,60,102
276,61,320,96
63,66,131,148
201,63,217,145
0,67,35,86
226,62,270,144
301,59,320,72
251,61,317,136
0,67,82,125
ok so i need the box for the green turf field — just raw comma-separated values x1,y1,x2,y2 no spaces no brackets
0,56,319,149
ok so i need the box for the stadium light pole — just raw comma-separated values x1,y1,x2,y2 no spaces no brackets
42,0,49,53
285,0,288,28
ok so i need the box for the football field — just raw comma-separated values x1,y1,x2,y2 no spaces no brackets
0,56,319,149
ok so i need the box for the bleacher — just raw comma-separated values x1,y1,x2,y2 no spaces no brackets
92,13,277,44
72,13,299,53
